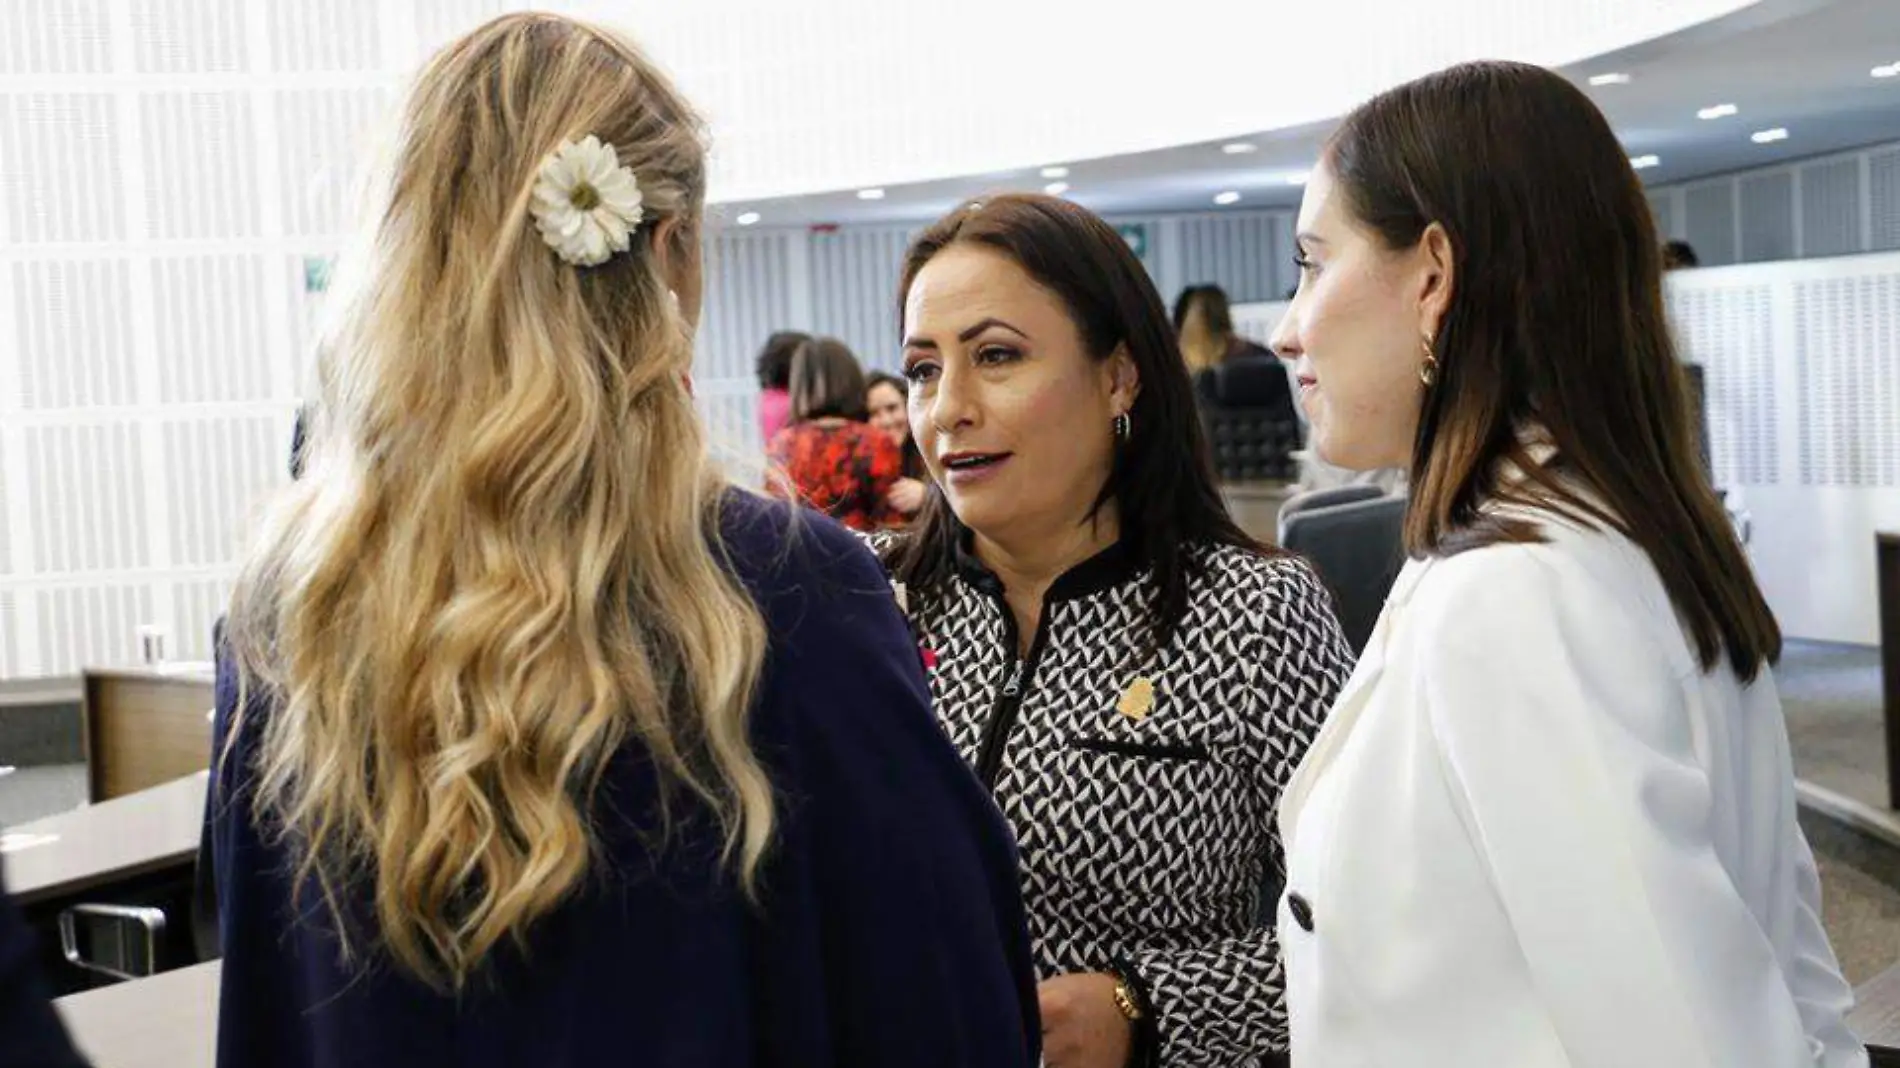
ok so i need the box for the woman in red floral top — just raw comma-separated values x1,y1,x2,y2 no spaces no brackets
767,337,903,531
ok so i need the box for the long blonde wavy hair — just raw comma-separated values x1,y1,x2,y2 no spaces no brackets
226,13,772,990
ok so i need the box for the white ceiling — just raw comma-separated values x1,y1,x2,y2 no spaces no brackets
711,0,1900,228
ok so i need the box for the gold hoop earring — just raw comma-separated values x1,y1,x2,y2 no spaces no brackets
1420,334,1439,387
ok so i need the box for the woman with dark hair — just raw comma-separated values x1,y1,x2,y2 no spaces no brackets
883,193,1353,1067
864,370,928,521
754,329,808,443
767,337,903,531
1269,62,1863,1066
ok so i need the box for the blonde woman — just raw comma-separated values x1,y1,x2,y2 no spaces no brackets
209,15,1037,1068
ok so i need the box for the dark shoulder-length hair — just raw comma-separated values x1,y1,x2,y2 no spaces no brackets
754,330,807,391
887,194,1271,650
788,336,868,421
1328,60,1778,677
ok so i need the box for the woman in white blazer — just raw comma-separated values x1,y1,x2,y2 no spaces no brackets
1267,61,1868,1067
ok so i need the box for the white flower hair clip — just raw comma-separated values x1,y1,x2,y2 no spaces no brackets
530,135,645,267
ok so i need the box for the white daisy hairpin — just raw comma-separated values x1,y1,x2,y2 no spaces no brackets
530,135,645,267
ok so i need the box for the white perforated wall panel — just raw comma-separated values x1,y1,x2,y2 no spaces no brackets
1667,285,1777,486
0,94,125,244
171,578,235,663
276,90,393,237
1648,192,1678,242
152,257,273,404
1871,149,1900,253
13,261,138,409
132,0,249,73
161,418,285,567
25,423,152,573
1799,158,1861,259
267,0,385,72
1794,275,1900,488
0,438,11,576
0,0,112,74
1739,172,1795,264
414,0,517,56
34,585,156,678
142,93,262,240
1684,182,1738,267
0,592,19,678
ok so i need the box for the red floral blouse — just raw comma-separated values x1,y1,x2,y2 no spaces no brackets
767,420,904,532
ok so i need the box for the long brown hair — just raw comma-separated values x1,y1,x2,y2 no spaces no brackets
888,194,1269,653
1327,60,1778,678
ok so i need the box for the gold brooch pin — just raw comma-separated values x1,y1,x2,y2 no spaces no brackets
1116,676,1155,721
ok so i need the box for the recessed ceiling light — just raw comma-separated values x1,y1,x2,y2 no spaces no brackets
1751,127,1789,144
1214,191,1242,206
1629,154,1661,170
1697,103,1738,120
856,188,885,200
1588,72,1632,86
1221,142,1258,155
1044,181,1070,196
1874,64,1900,79
1040,165,1070,179
736,211,761,226
1286,171,1310,186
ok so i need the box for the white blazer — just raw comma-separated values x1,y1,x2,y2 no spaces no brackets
1277,506,1867,1067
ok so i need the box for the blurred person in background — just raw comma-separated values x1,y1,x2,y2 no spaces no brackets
754,330,808,444
767,337,903,531
865,370,929,523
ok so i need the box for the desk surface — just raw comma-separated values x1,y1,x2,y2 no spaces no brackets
2,772,207,905
57,960,218,1068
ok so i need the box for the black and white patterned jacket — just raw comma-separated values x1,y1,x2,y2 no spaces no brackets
873,535,1353,1065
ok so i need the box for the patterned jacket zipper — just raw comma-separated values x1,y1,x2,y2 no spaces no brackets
973,594,1052,789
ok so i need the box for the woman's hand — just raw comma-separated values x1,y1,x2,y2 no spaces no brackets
1038,973,1133,1068
887,477,927,516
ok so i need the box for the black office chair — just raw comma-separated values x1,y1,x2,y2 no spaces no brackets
1197,357,1301,482
1277,495,1407,656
